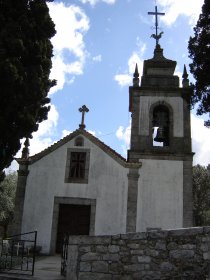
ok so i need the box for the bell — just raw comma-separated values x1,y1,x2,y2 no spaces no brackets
154,127,165,142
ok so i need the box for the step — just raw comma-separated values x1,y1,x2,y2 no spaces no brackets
0,273,34,280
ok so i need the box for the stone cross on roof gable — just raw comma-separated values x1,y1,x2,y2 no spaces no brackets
148,6,165,47
79,105,89,129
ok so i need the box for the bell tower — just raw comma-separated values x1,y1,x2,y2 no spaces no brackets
127,6,193,232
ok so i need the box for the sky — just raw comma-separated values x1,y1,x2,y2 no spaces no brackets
9,0,210,171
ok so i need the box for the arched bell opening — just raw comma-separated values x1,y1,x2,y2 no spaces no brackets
152,105,170,147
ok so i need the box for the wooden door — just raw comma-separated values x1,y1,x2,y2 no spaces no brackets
56,204,91,253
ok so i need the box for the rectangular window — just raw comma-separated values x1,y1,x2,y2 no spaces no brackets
69,152,86,179
65,148,90,183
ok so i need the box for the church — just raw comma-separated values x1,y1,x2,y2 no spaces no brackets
13,8,194,255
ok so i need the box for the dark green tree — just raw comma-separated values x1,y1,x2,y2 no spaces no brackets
188,0,210,126
0,0,56,178
0,172,17,237
192,164,210,226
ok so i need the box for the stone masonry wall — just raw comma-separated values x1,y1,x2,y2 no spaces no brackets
67,227,210,280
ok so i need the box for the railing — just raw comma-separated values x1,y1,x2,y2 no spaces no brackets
61,235,68,277
0,231,37,276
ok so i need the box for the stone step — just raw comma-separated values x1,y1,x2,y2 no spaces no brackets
0,274,34,280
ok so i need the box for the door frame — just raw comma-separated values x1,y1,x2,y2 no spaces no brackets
50,197,96,255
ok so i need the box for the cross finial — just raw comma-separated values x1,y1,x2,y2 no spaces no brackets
148,6,165,47
79,105,89,129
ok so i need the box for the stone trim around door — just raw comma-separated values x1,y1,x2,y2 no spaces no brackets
50,197,96,255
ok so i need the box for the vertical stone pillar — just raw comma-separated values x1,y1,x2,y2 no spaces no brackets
126,168,139,232
11,160,29,235
183,160,193,227
66,245,78,280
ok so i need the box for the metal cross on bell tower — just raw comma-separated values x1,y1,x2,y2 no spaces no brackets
148,6,165,47
79,105,89,129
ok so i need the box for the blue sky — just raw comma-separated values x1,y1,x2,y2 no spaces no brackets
10,0,210,171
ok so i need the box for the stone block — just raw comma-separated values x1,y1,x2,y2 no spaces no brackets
121,255,131,263
180,244,196,250
67,245,78,280
200,243,208,252
131,255,139,263
155,240,166,250
137,256,151,263
167,242,177,250
160,261,176,271
144,249,159,257
81,252,101,261
112,234,121,240
69,235,111,245
203,227,210,234
127,243,139,249
202,236,210,242
108,245,120,253
109,262,123,273
96,245,108,253
121,232,147,240
102,253,120,262
169,249,195,259
120,246,129,252
203,252,210,260
130,249,144,255
92,261,109,273
124,263,145,272
112,275,133,280
80,261,91,272
168,227,203,237
79,246,91,252
147,230,168,239
113,239,126,246
79,272,112,280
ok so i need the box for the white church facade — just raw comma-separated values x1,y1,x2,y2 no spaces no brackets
13,40,193,255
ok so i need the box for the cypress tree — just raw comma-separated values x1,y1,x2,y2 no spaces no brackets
188,0,210,124
0,0,56,176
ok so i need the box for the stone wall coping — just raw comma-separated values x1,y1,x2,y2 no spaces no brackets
68,227,210,245
68,236,111,245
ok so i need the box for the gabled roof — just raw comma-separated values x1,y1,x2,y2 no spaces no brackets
18,129,141,169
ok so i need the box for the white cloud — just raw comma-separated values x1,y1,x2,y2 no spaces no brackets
80,0,116,6
116,121,131,156
48,2,90,94
157,0,203,26
114,74,132,87
28,105,59,156
114,42,146,87
62,129,71,138
191,114,210,166
93,54,102,62
174,70,182,87
88,130,96,136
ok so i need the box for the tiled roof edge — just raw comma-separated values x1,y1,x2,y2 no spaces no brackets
16,129,142,169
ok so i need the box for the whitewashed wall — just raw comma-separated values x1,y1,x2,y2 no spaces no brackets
21,135,129,254
136,159,183,232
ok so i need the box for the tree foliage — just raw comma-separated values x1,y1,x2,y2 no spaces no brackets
0,172,17,237
192,164,210,226
188,0,210,120
0,0,56,175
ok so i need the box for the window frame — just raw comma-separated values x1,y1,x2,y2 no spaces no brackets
65,148,90,184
